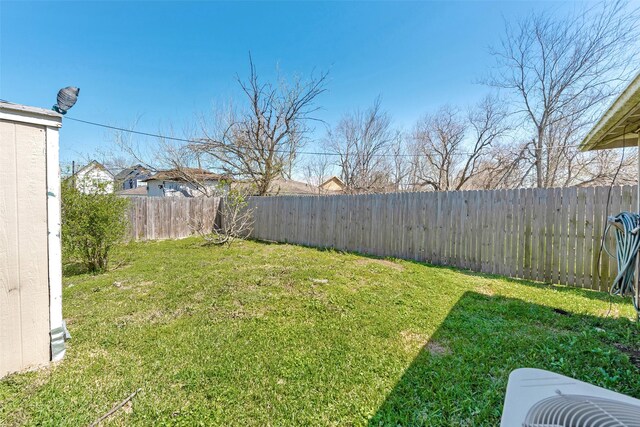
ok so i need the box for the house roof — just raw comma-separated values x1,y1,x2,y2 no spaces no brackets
320,176,345,189
268,178,320,195
75,160,115,178
116,187,148,196
580,73,640,151
232,178,325,195
142,168,226,182
114,164,150,181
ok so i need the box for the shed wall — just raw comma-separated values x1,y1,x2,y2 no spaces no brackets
0,120,51,377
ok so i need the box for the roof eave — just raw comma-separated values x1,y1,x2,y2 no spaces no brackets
580,73,640,152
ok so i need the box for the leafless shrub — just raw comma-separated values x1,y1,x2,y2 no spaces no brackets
189,185,255,247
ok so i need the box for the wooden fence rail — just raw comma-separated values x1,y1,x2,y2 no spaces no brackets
247,185,638,292
126,196,221,241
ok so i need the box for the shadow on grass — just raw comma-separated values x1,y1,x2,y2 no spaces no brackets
62,261,91,277
62,258,131,278
368,291,640,426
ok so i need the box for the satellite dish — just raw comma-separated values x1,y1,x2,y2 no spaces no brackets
53,86,80,115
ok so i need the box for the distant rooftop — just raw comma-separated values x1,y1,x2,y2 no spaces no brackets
143,168,227,182
75,160,114,178
114,164,151,181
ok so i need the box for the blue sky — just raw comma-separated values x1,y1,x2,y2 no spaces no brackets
1,1,585,165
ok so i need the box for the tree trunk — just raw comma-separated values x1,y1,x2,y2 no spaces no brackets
535,131,544,188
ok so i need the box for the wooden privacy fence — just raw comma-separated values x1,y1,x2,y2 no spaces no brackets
247,185,639,292
126,196,221,241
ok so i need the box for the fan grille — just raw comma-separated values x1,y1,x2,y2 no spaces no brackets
524,394,640,427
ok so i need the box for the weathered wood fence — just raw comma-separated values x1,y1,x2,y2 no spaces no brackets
123,186,636,291
126,197,221,241
248,186,638,292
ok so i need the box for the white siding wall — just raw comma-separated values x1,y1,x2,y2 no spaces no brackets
147,180,164,197
122,179,147,190
76,167,114,194
146,179,223,197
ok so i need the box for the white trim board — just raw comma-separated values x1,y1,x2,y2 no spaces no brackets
0,103,62,128
45,126,64,361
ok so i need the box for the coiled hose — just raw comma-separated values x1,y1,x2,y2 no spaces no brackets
603,212,640,314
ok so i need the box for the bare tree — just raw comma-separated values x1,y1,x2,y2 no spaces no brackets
388,134,411,191
467,136,639,190
572,149,638,186
192,57,328,195
303,154,332,193
328,97,398,193
486,0,639,188
409,106,465,191
106,115,163,171
467,143,529,189
409,96,508,191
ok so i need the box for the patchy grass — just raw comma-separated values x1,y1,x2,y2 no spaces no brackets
1,238,639,426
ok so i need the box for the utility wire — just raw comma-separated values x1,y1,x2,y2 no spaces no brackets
67,116,348,156
65,115,623,158
66,117,197,144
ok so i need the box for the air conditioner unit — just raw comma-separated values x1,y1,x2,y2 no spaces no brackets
501,368,640,426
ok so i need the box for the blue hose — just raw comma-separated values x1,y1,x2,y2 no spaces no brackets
603,212,640,314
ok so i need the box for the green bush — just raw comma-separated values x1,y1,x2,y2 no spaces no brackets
61,181,129,272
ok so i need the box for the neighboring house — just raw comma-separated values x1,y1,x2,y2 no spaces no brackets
143,168,227,197
114,164,151,190
74,161,114,194
319,176,346,193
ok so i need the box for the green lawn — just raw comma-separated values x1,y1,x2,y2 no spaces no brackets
1,238,640,426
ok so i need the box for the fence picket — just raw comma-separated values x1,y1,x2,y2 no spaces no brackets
583,188,595,290
607,187,622,288
592,187,607,291
504,189,515,278
575,188,587,288
558,188,569,285
543,188,556,283
523,188,534,279
567,188,578,286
